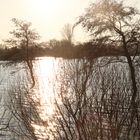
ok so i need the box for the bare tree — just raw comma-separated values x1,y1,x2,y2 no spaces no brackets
76,0,140,136
77,0,140,103
48,56,140,140
0,19,43,139
61,23,74,44
5,18,40,88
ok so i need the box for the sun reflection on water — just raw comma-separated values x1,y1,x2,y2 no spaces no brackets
34,57,60,139
35,57,57,115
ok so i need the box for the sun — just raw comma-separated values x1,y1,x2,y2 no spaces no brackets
29,0,62,18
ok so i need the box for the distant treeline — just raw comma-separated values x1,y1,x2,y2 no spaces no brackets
0,40,136,61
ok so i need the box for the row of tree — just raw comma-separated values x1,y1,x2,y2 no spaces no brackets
0,16,136,61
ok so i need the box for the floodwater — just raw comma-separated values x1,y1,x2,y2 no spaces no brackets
0,56,140,140
0,57,60,140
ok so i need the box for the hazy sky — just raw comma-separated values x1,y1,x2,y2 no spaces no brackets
0,0,140,43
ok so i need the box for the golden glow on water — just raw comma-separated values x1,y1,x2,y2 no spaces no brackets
35,57,58,117
34,57,60,139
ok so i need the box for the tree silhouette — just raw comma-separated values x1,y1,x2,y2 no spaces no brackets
77,0,140,123
61,23,74,44
5,18,40,88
